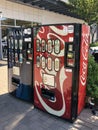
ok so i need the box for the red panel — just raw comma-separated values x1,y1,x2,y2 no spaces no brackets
33,25,74,119
78,25,90,114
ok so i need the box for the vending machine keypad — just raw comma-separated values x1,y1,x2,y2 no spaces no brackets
65,43,75,68
36,38,61,72
67,52,75,67
23,28,33,61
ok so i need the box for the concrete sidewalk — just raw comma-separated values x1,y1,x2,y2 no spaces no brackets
0,94,98,130
0,60,98,130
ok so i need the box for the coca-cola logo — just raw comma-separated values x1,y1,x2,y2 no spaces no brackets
80,33,89,86
82,34,89,60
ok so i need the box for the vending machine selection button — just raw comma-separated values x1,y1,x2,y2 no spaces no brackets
67,52,75,67
19,53,23,63
19,39,23,50
54,58,60,71
36,56,40,67
15,53,18,63
47,39,53,53
47,57,52,71
41,39,46,52
54,39,60,54
41,56,46,69
36,39,40,52
15,39,18,49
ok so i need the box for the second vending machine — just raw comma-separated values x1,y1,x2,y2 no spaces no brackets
7,27,33,102
33,23,90,122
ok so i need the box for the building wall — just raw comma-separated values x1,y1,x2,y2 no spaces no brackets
0,0,84,24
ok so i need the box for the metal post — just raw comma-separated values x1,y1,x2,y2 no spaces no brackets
0,11,2,60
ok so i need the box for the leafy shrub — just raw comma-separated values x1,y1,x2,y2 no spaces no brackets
87,55,98,105
90,42,98,47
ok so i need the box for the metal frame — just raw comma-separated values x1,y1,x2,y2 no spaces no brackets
71,24,81,122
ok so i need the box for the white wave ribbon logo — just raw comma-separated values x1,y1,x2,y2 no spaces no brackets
50,25,68,36
35,66,67,116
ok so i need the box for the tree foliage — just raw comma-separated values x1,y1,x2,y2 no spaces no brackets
68,0,98,24
87,55,98,104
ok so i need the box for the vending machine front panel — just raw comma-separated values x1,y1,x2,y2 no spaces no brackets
34,24,75,120
8,27,33,102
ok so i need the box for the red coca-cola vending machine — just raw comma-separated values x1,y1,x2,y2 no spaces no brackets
33,23,90,122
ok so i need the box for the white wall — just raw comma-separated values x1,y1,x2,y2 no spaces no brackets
0,0,84,24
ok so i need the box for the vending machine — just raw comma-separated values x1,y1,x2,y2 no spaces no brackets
33,23,90,122
7,27,33,102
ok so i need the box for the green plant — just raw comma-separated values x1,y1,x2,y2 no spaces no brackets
90,42,98,47
87,55,98,105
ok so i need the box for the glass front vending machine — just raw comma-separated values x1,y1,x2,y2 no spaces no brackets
7,27,33,102
33,24,90,122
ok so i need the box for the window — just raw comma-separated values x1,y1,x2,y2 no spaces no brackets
1,18,14,26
